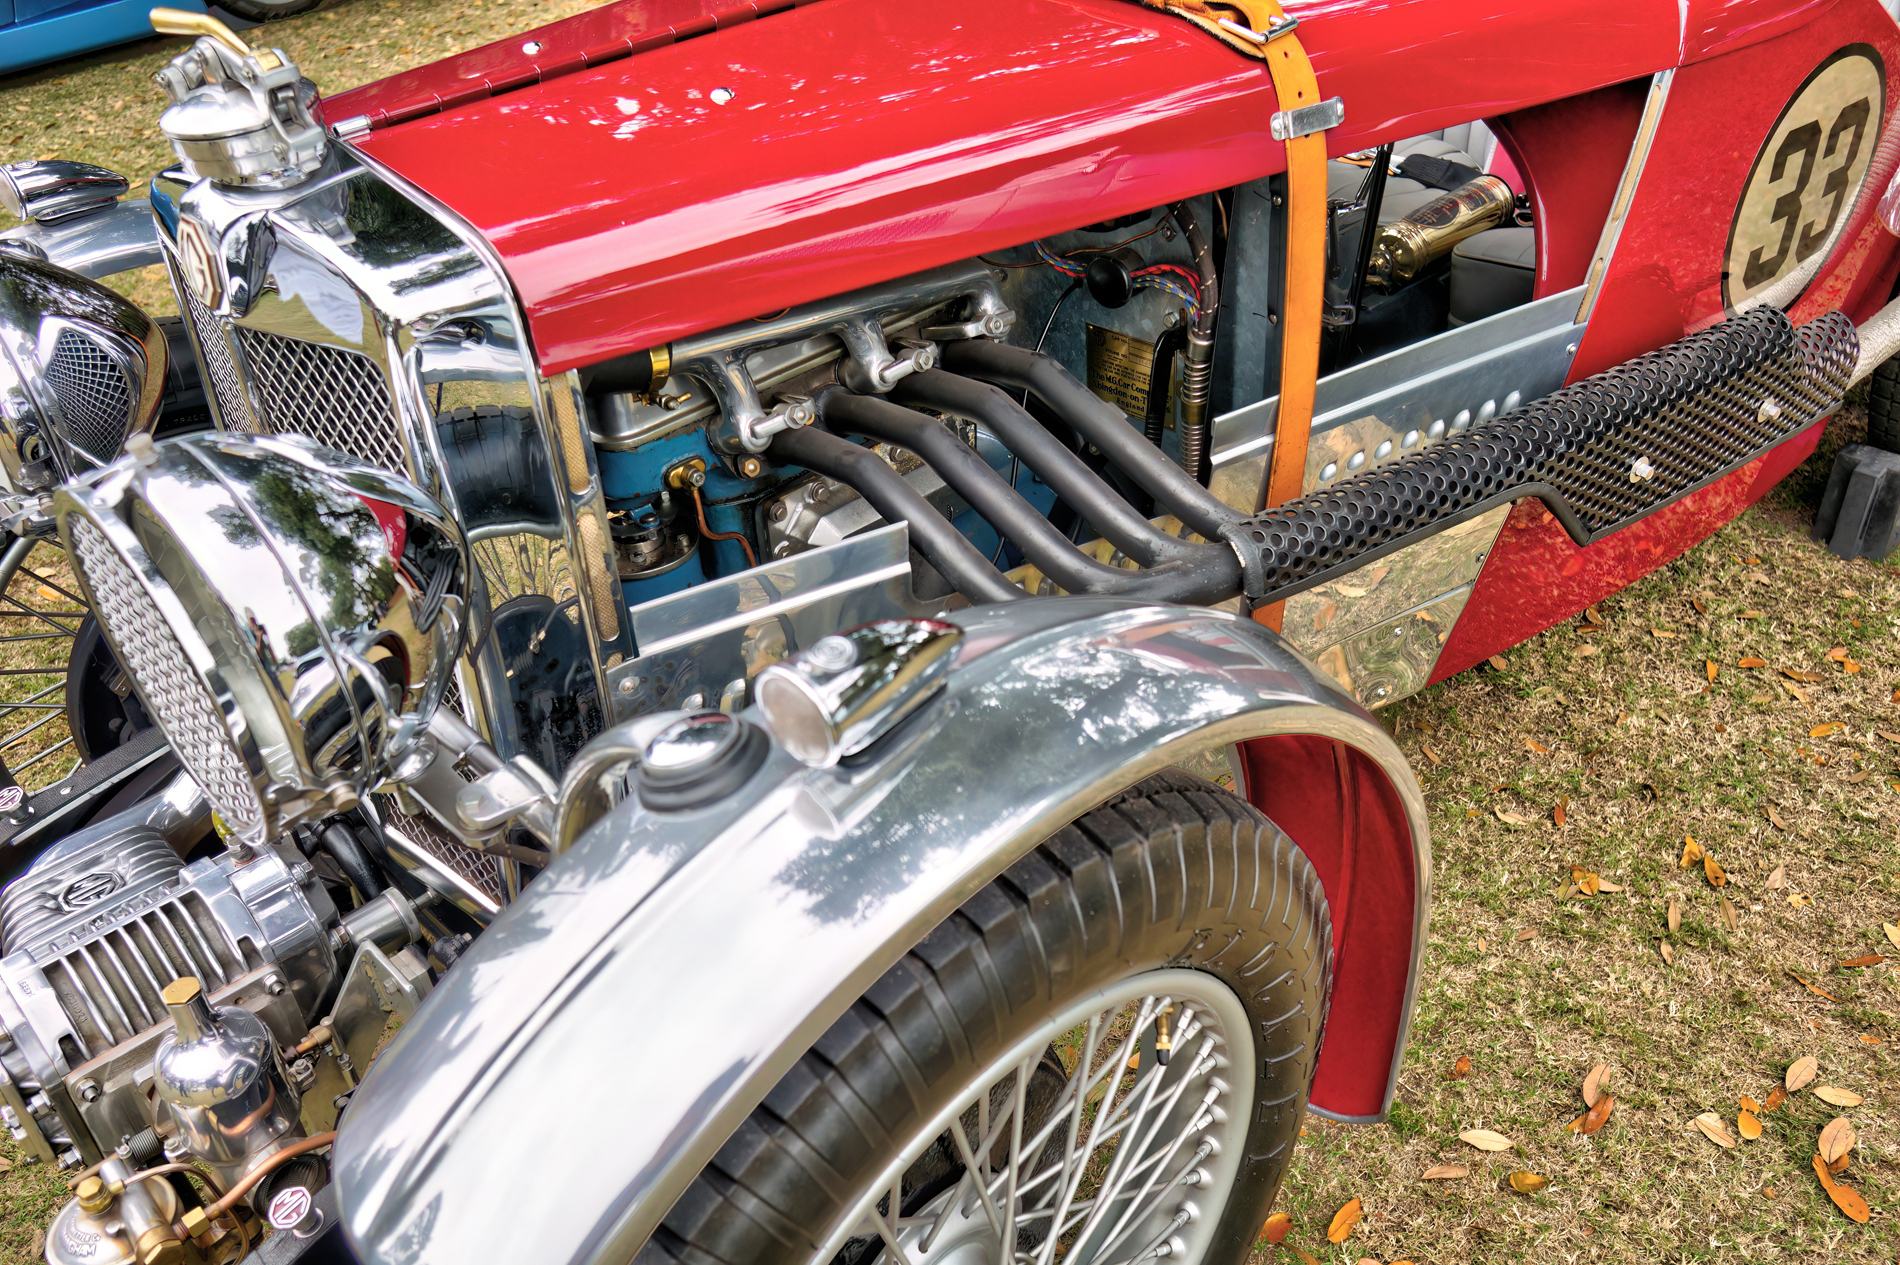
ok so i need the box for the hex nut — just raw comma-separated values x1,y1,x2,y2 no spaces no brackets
77,1078,100,1104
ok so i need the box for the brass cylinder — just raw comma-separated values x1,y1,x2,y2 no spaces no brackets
1367,175,1515,290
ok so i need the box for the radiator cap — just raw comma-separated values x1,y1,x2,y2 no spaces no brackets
637,713,768,812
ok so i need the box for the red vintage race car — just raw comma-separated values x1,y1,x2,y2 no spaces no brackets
0,0,1894,1262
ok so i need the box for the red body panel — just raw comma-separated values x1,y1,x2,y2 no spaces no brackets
1437,0,1900,678
353,0,1686,375
1239,736,1419,1122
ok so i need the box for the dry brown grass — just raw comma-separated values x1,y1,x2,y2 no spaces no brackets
1260,408,1900,1263
2,5,1898,1260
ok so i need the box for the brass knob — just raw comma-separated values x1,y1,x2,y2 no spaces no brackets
75,1175,112,1214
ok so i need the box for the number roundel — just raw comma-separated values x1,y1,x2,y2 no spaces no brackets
1724,44,1885,313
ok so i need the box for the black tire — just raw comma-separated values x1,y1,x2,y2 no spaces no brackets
649,770,1334,1265
1867,355,1900,453
212,0,321,20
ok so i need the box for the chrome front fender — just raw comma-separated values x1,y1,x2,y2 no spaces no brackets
333,597,1430,1265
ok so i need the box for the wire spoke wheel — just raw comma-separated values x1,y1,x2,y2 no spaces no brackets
0,535,91,790
821,971,1251,1265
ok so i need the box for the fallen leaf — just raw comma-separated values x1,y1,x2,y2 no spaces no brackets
1658,939,1675,965
1459,1129,1515,1152
1829,1151,1852,1175
1842,658,1860,673
1738,656,1768,668
1766,866,1786,889
1782,679,1811,704
1847,770,1869,784
1679,837,1703,867
1523,738,1549,755
1495,809,1533,825
1741,609,1764,619
1819,1118,1857,1163
1705,659,1718,682
1740,1094,1760,1112
1651,628,1675,640
1575,644,1598,657
1704,854,1727,887
1813,1155,1871,1224
1738,1109,1762,1140
1565,1111,1588,1133
1421,743,1441,766
1767,806,1789,831
1838,954,1885,969
1885,922,1900,951
1878,730,1900,746
1573,869,1601,896
1693,596,1708,614
1720,897,1738,933
1581,1093,1613,1135
1789,972,1836,1001
1477,937,1488,953
1420,1165,1467,1180
1582,1064,1609,1108
1262,1212,1292,1244
1584,605,1605,625
1858,1033,1880,1046
1326,1198,1362,1244
0,1156,11,1172
1826,645,1847,661
1595,878,1624,892
1449,1055,1472,1080
1667,896,1681,933
1488,655,1508,671
1553,798,1567,827
1765,1085,1787,1111
1783,669,1827,683
1786,1056,1819,1091
1291,1249,1321,1265
1742,555,1761,564
1514,928,1536,942
1508,1171,1548,1194
1788,892,1813,908
1814,1086,1863,1107
1692,1113,1736,1148
1809,721,1844,738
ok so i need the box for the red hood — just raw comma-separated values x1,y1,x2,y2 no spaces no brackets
339,0,1822,376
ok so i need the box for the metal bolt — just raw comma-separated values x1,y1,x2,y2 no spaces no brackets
710,86,736,104
290,861,314,884
522,40,544,53
773,541,793,559
77,1078,100,1104
1165,311,1181,329
26,1091,49,1113
738,456,764,479
1758,397,1782,424
57,1148,81,1171
263,973,286,997
1390,624,1405,639
770,501,788,522
682,692,706,710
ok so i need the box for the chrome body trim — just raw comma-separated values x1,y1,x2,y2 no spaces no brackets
1209,284,1585,510
333,598,1430,1265
1576,70,1672,325
150,144,633,793
1282,504,1510,708
0,199,161,280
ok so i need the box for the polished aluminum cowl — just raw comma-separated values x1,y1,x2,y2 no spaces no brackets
153,976,300,1187
53,433,468,844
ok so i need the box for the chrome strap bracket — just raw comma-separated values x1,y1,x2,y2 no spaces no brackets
1270,97,1345,142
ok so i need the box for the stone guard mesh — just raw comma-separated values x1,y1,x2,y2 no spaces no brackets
45,330,132,464
1221,308,1858,601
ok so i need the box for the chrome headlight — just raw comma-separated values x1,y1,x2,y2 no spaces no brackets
0,253,167,486
54,433,467,843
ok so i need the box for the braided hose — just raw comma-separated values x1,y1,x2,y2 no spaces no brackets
1168,202,1220,483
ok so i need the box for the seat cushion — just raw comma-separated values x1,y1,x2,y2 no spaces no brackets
1449,227,1536,325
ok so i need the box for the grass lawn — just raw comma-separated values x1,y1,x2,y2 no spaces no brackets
1,3,1896,1261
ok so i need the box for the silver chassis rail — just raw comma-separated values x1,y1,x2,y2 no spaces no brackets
332,596,1430,1265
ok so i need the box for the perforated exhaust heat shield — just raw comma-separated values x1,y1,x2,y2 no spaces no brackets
1221,308,1858,603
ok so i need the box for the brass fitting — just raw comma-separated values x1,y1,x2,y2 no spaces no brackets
75,1175,113,1214
180,1204,212,1240
137,1224,185,1265
664,458,708,491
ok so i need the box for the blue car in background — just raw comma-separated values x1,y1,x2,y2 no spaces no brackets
0,0,311,77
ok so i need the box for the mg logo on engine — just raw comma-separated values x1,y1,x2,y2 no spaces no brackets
59,871,122,910
174,214,224,309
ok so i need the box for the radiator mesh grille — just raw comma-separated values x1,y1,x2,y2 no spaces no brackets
67,517,262,836
236,328,408,476
45,329,131,463
180,286,251,433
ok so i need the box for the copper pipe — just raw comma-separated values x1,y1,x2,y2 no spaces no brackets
690,486,757,569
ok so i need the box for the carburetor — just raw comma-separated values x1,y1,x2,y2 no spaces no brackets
149,7,326,191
